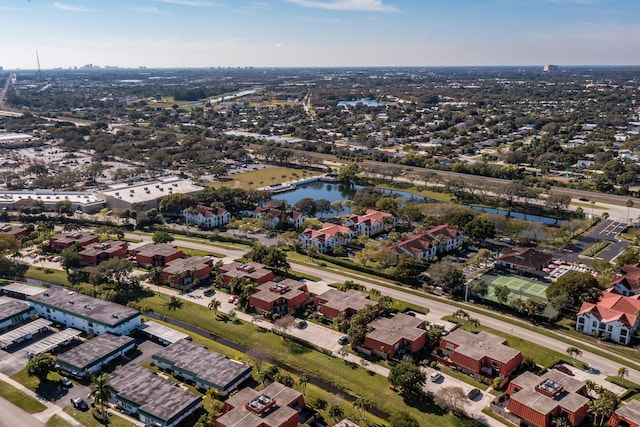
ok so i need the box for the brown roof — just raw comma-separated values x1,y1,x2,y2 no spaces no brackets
50,231,97,246
444,329,521,364
509,370,588,414
497,247,553,270
366,313,426,346
132,243,183,258
217,382,303,427
316,289,375,313
251,279,307,304
613,399,640,423
78,240,128,257
162,256,211,275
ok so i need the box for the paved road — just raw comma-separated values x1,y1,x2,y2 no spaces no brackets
0,397,46,427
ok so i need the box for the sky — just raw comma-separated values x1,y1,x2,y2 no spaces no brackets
0,0,638,69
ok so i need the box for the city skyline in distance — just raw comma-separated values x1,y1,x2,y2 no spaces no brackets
1,0,638,70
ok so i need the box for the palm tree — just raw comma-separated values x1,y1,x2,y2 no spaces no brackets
208,298,221,315
467,317,481,331
566,347,582,365
90,373,113,425
298,373,309,395
352,397,371,420
617,366,629,387
328,404,344,423
627,199,635,224
147,266,164,294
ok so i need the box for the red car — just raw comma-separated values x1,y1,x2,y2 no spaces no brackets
553,364,574,376
228,295,238,304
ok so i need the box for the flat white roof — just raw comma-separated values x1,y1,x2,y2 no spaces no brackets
0,190,103,206
138,320,189,344
23,328,82,356
0,318,52,348
98,177,203,204
0,133,34,142
1,282,47,297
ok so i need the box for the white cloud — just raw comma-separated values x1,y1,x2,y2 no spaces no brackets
154,0,221,6
52,2,93,12
129,6,167,14
275,43,285,47
283,0,400,12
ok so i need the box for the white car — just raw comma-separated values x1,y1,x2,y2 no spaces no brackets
430,371,443,383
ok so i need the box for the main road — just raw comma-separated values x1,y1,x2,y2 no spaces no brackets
128,232,640,386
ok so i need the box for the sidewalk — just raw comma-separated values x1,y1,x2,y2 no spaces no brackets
0,371,83,427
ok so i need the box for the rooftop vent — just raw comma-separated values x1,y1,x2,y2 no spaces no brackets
246,394,276,415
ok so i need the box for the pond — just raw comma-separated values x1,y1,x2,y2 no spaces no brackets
270,181,564,224
337,99,386,107
271,181,431,217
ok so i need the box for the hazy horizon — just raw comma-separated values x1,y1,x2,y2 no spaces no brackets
1,0,639,70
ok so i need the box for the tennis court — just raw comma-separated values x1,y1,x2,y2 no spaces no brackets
479,271,558,319
490,276,548,299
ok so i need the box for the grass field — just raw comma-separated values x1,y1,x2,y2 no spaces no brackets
45,415,74,427
0,379,47,413
209,166,321,190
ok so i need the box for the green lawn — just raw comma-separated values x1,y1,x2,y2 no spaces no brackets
11,369,64,402
177,246,225,258
63,408,132,427
25,266,70,286
46,415,75,427
209,166,321,190
0,379,47,413
141,296,481,426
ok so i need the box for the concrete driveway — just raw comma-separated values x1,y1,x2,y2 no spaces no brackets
420,367,501,426
553,363,626,395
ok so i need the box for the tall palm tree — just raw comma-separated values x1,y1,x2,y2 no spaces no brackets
147,266,164,294
208,298,221,315
90,373,113,425
617,366,629,387
298,373,309,395
566,347,582,365
352,397,371,420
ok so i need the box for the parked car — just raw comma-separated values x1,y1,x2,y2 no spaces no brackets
553,364,574,376
204,288,215,297
404,310,417,317
429,371,443,383
297,320,307,329
70,398,89,411
59,376,72,388
228,295,238,304
338,336,349,345
467,388,481,400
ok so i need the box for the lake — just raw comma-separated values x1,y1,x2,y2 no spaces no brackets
271,181,564,224
337,99,386,107
271,181,430,216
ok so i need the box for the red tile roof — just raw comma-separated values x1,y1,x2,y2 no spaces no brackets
611,264,640,292
578,291,640,328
